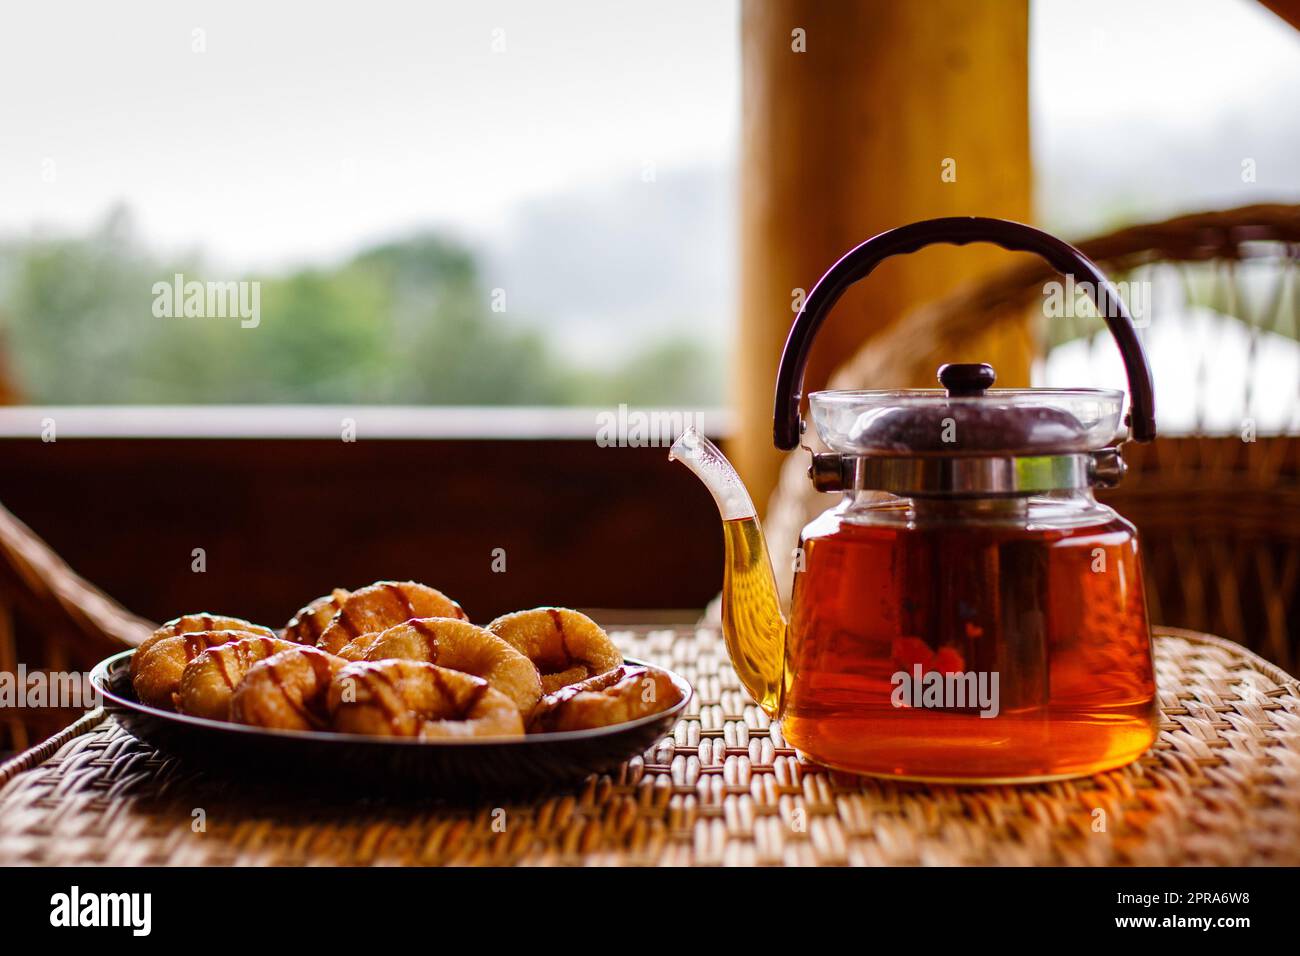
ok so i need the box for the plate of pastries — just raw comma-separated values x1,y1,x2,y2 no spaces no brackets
92,580,691,794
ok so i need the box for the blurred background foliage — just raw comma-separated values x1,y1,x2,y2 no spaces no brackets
0,207,723,407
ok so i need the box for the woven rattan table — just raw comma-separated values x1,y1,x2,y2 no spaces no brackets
1,625,1298,866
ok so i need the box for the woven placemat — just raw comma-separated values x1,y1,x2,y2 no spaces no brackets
1,626,1298,866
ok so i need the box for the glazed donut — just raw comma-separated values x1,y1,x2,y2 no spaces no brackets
527,664,681,733
335,631,384,662
282,588,351,645
176,635,299,721
352,618,542,713
131,614,275,679
316,581,466,654
231,646,346,732
328,660,523,739
487,608,622,693
132,629,266,710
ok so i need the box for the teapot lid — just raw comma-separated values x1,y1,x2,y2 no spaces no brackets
810,363,1125,457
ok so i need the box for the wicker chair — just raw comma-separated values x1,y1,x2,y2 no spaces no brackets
0,507,151,752
762,203,1300,672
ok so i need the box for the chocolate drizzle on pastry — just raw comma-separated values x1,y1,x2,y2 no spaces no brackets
409,618,441,660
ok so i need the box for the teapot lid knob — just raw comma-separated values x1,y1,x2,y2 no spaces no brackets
938,362,996,397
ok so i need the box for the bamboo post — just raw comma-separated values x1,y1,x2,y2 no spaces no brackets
735,0,1034,505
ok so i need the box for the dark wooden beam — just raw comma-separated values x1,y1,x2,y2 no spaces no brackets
1257,0,1300,31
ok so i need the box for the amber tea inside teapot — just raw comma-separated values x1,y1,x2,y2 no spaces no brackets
671,217,1158,783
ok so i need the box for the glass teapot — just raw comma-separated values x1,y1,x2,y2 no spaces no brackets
670,217,1158,783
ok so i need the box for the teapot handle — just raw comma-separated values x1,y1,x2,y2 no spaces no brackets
772,216,1156,451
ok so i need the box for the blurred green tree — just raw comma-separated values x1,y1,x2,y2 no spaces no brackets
0,207,722,408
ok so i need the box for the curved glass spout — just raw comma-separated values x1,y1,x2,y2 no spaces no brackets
669,428,786,716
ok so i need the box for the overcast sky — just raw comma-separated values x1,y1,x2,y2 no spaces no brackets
1,0,1296,270
0,0,740,268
